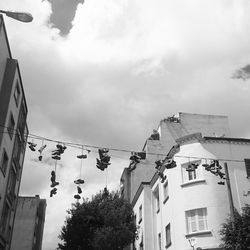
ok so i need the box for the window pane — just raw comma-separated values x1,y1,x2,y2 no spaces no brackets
244,159,250,178
158,233,161,250
165,223,171,247
1,150,9,175
186,208,207,233
164,182,169,200
8,114,15,139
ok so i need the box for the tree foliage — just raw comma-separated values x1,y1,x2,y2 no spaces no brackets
220,205,250,250
57,189,137,250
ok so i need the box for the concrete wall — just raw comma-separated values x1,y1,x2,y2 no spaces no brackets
0,15,12,90
133,139,250,250
124,113,231,204
0,15,28,250
10,196,46,250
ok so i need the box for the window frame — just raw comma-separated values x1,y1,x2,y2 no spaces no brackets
244,159,250,178
0,149,9,176
7,113,15,140
181,160,203,184
163,180,169,204
14,81,21,106
158,233,162,250
185,208,208,234
153,186,160,213
6,166,17,202
165,223,171,248
0,201,11,235
138,205,142,224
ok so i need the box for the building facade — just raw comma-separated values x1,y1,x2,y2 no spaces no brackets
0,15,29,250
121,113,250,250
10,196,47,250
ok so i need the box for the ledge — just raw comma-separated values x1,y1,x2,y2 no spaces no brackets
185,230,212,237
181,179,206,187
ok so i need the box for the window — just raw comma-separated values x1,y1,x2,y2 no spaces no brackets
139,240,143,250
139,205,142,223
13,135,21,166
14,82,20,106
7,113,15,139
0,150,9,176
163,181,169,203
244,159,250,178
154,187,160,213
0,202,11,235
186,208,208,234
18,103,27,139
7,167,17,201
158,233,162,250
182,161,202,183
165,223,171,248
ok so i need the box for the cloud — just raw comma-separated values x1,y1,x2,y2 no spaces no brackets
48,0,84,36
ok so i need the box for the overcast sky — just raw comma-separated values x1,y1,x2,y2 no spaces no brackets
1,0,250,249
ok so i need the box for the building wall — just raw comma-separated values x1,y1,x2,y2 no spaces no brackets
10,196,47,250
127,113,250,250
0,15,28,250
122,113,231,204
133,139,250,250
0,15,12,89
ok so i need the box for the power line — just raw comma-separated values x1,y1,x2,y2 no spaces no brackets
0,124,246,163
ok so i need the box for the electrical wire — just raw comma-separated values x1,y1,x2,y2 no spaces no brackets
0,124,246,163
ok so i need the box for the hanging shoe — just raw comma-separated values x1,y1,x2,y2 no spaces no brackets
74,194,81,200
51,171,56,182
217,171,226,179
74,179,85,185
38,145,47,154
52,155,61,160
209,161,216,170
96,159,105,171
50,188,57,197
28,142,37,151
52,151,61,156
77,154,87,159
161,175,167,183
129,162,136,171
51,181,59,188
202,164,211,171
218,181,225,185
164,159,177,169
155,160,163,170
77,186,82,194
38,155,43,161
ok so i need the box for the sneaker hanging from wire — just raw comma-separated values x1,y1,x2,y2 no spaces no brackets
74,179,85,185
28,142,37,151
77,154,87,159
51,181,59,188
52,155,61,160
50,171,56,183
155,160,163,170
77,186,82,194
164,159,177,169
38,144,47,154
74,194,81,200
50,188,57,197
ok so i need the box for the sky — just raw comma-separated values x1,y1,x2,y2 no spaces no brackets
1,0,250,249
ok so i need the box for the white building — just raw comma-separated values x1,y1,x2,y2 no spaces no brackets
121,113,250,250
